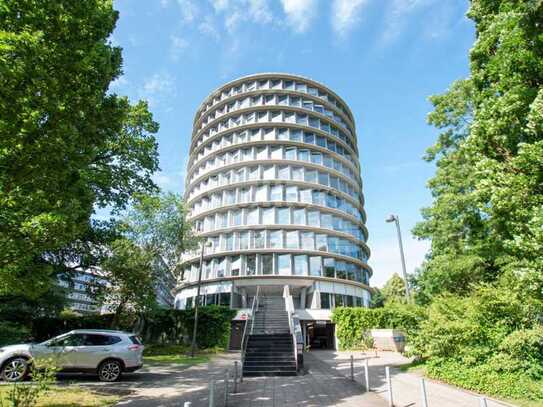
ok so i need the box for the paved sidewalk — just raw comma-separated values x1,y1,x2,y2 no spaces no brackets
311,350,517,407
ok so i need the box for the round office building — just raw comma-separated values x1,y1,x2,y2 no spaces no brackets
175,73,372,350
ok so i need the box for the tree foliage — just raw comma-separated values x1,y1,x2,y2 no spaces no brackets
413,0,543,302
0,0,159,299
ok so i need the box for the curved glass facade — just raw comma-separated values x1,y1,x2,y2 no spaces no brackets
175,73,372,311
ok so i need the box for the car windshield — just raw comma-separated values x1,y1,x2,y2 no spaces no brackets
40,333,70,346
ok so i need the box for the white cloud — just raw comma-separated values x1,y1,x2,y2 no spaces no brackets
382,0,435,43
109,75,129,91
198,15,221,40
140,73,176,108
280,0,318,33
331,0,369,37
176,0,200,24
170,34,189,60
211,0,273,33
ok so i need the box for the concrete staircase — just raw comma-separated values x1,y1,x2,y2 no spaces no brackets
242,296,297,377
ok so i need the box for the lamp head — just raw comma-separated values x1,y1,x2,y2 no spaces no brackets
385,214,397,223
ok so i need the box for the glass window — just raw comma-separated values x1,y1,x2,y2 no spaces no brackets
298,149,310,161
335,294,344,307
311,152,322,165
270,184,283,201
216,213,228,229
224,233,233,251
239,232,249,250
278,166,290,180
242,148,253,161
324,258,335,278
307,210,320,227
248,166,259,180
263,165,275,179
277,255,291,275
336,261,347,279
231,210,241,226
277,207,290,224
321,213,333,228
309,256,322,276
216,257,226,278
293,255,308,276
285,186,297,201
246,255,256,275
299,189,312,203
277,128,289,140
316,234,328,251
247,208,259,225
285,147,296,160
224,190,235,205
304,169,317,183
304,132,315,144
231,256,241,276
321,293,331,309
292,208,305,225
239,188,249,203
269,230,282,248
262,207,274,224
254,230,265,248
261,254,273,275
285,231,298,249
301,231,314,250
271,146,282,159
256,146,267,160
318,172,328,185
255,185,267,201
316,135,326,147
292,167,303,181
290,129,302,141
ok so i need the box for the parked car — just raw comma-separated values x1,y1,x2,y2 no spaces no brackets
0,329,144,382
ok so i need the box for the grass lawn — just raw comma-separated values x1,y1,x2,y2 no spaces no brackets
0,385,119,407
142,344,217,365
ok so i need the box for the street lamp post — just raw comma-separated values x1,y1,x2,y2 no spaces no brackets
385,214,411,300
190,224,212,358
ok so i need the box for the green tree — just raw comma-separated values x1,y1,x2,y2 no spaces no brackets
413,0,543,301
123,193,198,280
381,273,407,304
97,238,157,328
0,0,159,299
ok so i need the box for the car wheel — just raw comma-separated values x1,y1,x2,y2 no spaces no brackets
98,359,122,382
1,357,29,382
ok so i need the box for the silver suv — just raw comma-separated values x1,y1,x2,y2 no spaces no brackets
0,329,144,382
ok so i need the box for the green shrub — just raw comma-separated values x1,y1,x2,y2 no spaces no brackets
0,322,31,346
331,303,425,350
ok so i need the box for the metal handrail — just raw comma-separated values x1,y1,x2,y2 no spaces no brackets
240,286,260,380
284,290,298,372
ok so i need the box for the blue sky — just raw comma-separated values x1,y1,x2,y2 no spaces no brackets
110,0,475,287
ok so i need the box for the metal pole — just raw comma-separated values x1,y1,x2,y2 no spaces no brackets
209,378,215,407
393,216,411,300
191,231,207,357
386,366,393,407
350,355,354,381
224,370,229,407
420,378,428,407
233,361,238,393
364,358,370,392
479,397,488,407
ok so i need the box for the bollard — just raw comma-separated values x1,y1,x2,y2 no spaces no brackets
184,403,192,407
224,370,229,407
233,361,238,393
385,366,393,407
350,355,354,381
364,358,370,392
209,378,215,407
479,397,488,407
420,378,428,407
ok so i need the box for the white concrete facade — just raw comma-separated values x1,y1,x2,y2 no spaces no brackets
174,73,372,318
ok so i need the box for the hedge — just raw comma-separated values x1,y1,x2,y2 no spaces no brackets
331,303,425,350
3,306,236,350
